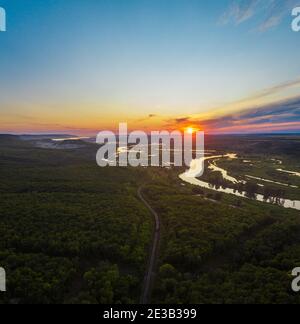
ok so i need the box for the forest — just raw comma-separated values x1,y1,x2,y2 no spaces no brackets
0,135,152,303
142,151,300,303
0,134,300,304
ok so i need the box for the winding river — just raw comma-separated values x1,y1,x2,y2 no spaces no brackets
179,154,300,211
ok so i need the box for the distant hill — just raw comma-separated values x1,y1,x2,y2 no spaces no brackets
205,134,300,158
0,134,21,143
19,134,75,141
0,134,18,140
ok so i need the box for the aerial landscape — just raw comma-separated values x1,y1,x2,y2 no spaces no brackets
1,0,300,306
0,134,300,304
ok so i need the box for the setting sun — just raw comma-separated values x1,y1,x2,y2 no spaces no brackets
186,127,196,134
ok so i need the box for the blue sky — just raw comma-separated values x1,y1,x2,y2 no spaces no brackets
0,0,300,134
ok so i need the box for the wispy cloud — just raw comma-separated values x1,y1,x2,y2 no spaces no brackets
229,78,300,108
166,78,300,133
200,96,300,133
221,0,300,31
175,117,191,124
220,0,260,25
135,114,159,123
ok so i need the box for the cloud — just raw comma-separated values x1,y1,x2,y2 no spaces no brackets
228,78,300,110
166,79,300,134
135,114,158,123
220,0,260,25
174,117,191,124
221,0,300,31
200,96,300,133
166,76,300,133
257,14,283,32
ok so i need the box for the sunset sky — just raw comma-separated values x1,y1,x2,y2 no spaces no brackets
0,0,300,134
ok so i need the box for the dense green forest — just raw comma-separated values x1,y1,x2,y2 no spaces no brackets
143,168,300,304
0,135,152,304
0,134,300,304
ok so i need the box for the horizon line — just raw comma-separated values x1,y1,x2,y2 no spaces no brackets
1,132,300,137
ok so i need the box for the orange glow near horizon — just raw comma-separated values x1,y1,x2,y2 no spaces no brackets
0,105,299,135
184,126,202,134
186,127,195,134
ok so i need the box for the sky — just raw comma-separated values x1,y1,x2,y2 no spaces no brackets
0,0,300,134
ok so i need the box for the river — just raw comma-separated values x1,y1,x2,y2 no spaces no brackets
179,154,300,211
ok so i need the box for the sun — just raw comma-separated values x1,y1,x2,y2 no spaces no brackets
186,127,196,134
